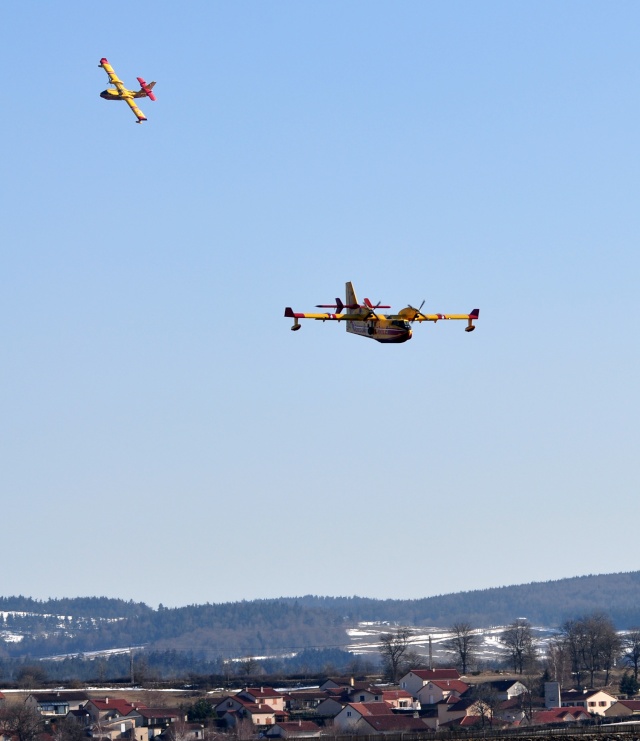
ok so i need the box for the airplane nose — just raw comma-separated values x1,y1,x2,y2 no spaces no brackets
100,90,108,99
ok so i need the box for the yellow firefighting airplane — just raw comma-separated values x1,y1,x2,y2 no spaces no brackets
285,282,479,344
98,58,156,123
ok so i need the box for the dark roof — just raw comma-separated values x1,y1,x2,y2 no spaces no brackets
273,722,320,732
345,702,394,716
32,692,89,702
487,680,522,692
360,716,428,732
409,669,461,681
421,680,469,694
243,687,284,699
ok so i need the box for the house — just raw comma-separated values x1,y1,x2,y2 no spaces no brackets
124,708,185,737
605,700,640,717
532,707,590,724
346,686,384,704
220,702,277,728
380,690,415,709
441,715,511,730
86,717,148,741
314,697,346,717
438,696,489,726
493,698,529,724
319,677,358,691
399,669,461,698
484,680,527,701
150,723,206,741
265,721,323,738
237,688,286,714
416,680,469,705
26,692,90,716
84,698,144,723
333,702,393,733
283,690,328,712
214,697,246,715
561,689,617,716
357,715,431,735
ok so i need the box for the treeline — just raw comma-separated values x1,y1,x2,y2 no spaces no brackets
279,571,640,627
2,571,640,667
0,647,361,685
1,600,348,660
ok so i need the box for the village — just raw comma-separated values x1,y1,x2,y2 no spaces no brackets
2,667,640,741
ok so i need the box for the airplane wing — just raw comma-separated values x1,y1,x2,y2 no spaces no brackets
284,308,361,321
123,96,147,123
393,308,480,323
411,312,477,322
99,58,128,95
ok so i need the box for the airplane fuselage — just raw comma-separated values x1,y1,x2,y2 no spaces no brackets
347,318,412,343
100,88,144,100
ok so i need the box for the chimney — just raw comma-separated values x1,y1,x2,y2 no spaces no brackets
350,677,354,687
105,698,109,705
298,721,301,727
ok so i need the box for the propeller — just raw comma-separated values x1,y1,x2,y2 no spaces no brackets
363,298,390,320
407,300,427,321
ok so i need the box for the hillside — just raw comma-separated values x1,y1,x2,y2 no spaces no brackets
2,571,640,665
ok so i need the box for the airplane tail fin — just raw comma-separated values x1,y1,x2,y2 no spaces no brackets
136,78,157,101
345,282,359,333
345,282,358,310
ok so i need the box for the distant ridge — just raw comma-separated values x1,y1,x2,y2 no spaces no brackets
281,571,640,628
1,571,640,663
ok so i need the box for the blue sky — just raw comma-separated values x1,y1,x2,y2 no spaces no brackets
1,1,638,608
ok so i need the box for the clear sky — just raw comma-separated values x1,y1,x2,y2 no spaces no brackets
1,1,638,608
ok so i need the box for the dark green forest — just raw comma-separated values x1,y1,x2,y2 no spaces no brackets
2,571,640,683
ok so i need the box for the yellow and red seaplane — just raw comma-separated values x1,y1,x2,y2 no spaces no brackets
98,57,156,123
284,282,479,344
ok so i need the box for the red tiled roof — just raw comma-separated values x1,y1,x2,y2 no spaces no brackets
617,700,640,711
533,708,589,723
274,722,320,732
381,690,412,700
88,699,143,715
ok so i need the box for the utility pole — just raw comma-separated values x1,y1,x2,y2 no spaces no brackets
130,648,135,685
428,635,433,670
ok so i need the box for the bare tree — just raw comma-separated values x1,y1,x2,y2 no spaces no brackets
0,704,45,741
470,684,501,728
545,635,571,686
622,628,640,681
561,612,620,688
51,717,87,741
379,627,414,683
445,622,480,674
501,619,536,674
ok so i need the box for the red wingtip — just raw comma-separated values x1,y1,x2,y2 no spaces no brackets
99,57,108,65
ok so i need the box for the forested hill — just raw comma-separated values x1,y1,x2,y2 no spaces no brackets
283,571,640,627
2,571,640,661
